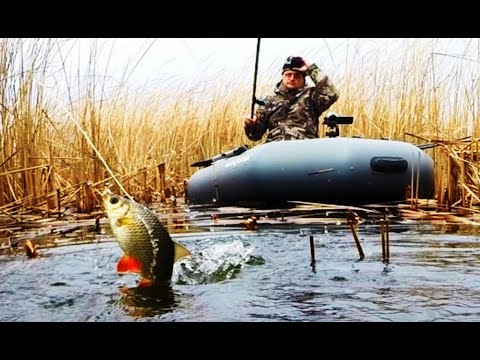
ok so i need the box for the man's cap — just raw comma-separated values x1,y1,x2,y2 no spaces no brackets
282,56,305,74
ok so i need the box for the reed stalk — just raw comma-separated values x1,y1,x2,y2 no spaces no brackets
0,39,479,214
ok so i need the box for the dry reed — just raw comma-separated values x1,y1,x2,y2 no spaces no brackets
0,38,479,218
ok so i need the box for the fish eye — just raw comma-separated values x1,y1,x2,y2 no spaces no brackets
110,197,119,205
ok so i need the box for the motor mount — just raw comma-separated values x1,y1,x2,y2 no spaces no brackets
323,113,354,138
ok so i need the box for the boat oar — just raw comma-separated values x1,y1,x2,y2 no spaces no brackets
251,38,261,118
417,136,472,150
190,146,249,168
409,134,471,150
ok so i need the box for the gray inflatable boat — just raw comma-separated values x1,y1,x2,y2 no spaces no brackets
186,117,435,207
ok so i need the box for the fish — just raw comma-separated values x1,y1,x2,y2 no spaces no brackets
102,190,191,287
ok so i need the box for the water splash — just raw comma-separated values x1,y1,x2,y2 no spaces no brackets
174,240,264,285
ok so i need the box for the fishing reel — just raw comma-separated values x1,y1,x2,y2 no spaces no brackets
322,113,354,138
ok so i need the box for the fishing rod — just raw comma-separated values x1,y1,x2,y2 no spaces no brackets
251,38,261,118
192,39,261,168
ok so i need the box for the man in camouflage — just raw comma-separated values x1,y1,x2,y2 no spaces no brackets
244,56,339,142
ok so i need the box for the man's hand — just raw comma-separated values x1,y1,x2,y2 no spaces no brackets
293,58,311,73
245,115,258,126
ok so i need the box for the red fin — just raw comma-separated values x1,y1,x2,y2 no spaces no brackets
117,255,142,274
138,278,154,288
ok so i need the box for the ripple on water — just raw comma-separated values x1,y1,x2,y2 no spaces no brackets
1,224,480,321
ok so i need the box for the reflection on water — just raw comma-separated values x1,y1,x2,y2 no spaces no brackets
119,283,178,318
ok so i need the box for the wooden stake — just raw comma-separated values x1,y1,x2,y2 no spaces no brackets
380,216,390,264
385,217,390,264
380,220,386,263
309,235,316,271
346,210,365,260
56,188,61,217
159,165,167,202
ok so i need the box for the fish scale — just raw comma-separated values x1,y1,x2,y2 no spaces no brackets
130,203,175,280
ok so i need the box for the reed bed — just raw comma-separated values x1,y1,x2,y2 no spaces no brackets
0,38,479,221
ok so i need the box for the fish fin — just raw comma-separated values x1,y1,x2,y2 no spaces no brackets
117,254,142,273
174,242,191,261
138,278,154,288
116,217,134,227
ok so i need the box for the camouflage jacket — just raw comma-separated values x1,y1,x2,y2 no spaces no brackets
245,64,339,142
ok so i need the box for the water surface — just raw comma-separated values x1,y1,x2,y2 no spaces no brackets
1,220,479,322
